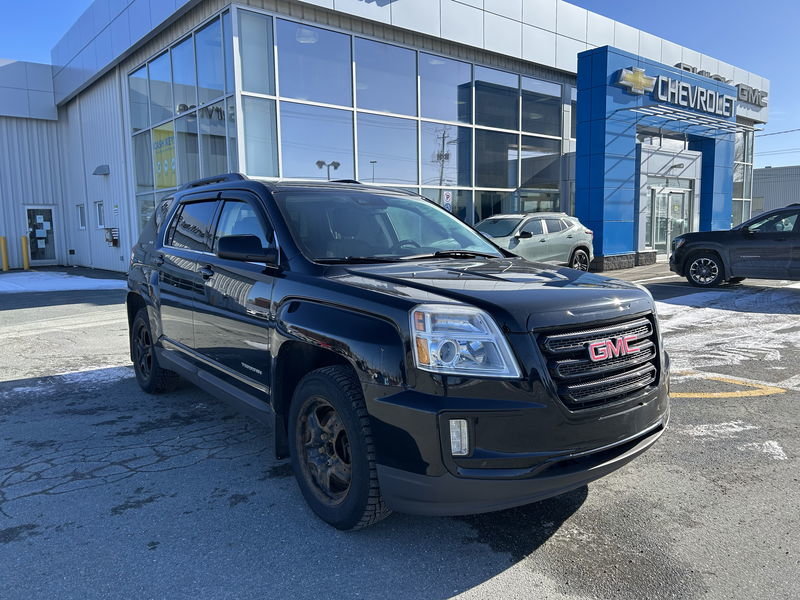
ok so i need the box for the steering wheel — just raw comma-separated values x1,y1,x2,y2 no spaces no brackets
391,239,422,251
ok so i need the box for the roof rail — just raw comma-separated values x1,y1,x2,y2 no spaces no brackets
331,179,362,184
179,173,247,191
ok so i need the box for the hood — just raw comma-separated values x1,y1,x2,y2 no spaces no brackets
680,229,736,241
333,258,654,332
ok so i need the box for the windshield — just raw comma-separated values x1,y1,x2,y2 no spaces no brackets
475,218,522,238
273,190,502,262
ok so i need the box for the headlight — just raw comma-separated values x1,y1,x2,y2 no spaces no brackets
671,237,686,251
410,304,522,378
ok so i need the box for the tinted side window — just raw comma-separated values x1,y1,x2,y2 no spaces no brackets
544,218,565,233
522,219,544,235
749,211,798,233
167,200,218,251
213,199,274,251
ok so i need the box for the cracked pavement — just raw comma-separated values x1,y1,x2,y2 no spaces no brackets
0,281,798,599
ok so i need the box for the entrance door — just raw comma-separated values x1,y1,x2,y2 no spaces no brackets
651,189,691,255
26,208,57,264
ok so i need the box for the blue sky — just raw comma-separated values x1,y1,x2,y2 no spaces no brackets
0,0,797,167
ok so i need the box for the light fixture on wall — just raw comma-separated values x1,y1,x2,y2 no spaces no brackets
296,26,319,44
92,164,110,176
667,163,685,171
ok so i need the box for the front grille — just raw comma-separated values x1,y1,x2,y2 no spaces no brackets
537,314,660,410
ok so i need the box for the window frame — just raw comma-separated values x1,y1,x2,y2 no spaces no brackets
164,197,221,253
76,204,86,230
521,218,544,236
210,193,277,254
94,201,105,229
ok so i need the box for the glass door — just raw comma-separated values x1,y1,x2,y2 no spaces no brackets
650,189,691,255
26,207,57,264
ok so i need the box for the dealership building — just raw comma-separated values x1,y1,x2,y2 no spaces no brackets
0,0,769,271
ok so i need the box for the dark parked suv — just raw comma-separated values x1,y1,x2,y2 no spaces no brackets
670,203,800,287
127,174,670,530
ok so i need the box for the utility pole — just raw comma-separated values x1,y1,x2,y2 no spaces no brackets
370,160,377,182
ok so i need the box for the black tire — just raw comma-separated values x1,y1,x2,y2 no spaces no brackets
728,277,746,284
131,308,180,393
289,365,390,530
569,248,590,271
685,252,725,287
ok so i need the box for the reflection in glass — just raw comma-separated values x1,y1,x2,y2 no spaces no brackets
242,96,278,177
522,77,561,136
518,189,560,213
733,163,752,199
475,130,518,188
223,11,234,94
239,10,275,95
227,98,238,172
175,113,200,185
148,52,172,125
136,193,155,231
476,190,517,222
281,102,354,179
421,188,473,224
133,131,153,193
172,36,196,114
570,87,577,138
734,131,753,164
421,122,471,187
475,66,518,130
355,38,416,115
277,20,351,107
129,66,149,133
521,136,561,190
419,53,471,123
152,122,176,189
196,18,224,104
199,101,228,177
357,114,417,184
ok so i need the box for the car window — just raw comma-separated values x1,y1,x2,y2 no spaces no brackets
521,219,544,235
155,196,174,228
544,218,565,234
748,211,798,233
475,218,522,238
213,199,274,251
560,218,574,231
166,200,218,251
274,190,501,260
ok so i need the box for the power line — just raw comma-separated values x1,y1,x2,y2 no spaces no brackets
756,128,800,137
754,147,800,156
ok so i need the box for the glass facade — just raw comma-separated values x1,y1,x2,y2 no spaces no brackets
128,7,572,232
732,130,754,226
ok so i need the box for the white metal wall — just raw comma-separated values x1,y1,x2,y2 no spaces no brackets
752,166,800,216
0,116,65,269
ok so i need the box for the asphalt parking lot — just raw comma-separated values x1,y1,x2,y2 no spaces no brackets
1,273,798,599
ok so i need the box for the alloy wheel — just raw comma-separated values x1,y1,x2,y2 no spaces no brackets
297,396,352,506
133,322,153,379
689,257,719,285
572,251,590,271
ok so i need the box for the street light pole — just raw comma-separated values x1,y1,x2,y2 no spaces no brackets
369,160,377,182
315,160,341,181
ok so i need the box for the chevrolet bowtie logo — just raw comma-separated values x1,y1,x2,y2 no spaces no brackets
618,67,656,95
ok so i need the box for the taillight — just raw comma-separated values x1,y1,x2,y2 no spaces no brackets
584,229,593,237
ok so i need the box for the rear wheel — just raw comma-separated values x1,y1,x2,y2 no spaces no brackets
686,252,725,287
289,365,390,530
131,308,180,393
569,248,590,271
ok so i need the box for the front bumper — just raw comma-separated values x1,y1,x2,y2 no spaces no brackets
378,418,665,516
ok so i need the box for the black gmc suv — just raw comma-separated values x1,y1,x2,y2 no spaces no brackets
127,174,670,530
670,203,800,287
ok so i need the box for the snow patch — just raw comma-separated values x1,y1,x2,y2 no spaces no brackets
738,441,788,461
679,420,758,439
0,271,126,294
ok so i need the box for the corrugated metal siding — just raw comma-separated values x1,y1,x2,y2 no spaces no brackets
752,166,800,216
0,116,65,269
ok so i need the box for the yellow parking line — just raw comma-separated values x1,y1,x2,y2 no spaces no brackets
672,374,787,398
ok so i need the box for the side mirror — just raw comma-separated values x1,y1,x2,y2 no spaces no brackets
217,235,279,265
517,230,533,239
741,226,755,236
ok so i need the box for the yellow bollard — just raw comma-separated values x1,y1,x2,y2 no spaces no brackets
21,236,30,270
0,236,8,271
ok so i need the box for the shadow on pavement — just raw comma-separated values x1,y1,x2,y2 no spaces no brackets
0,366,585,599
0,289,126,311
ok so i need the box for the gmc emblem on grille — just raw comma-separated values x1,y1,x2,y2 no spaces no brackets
587,335,641,362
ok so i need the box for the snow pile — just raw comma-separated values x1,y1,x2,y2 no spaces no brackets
0,271,126,294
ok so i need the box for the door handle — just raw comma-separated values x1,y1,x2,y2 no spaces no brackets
199,266,214,280
154,254,164,266
539,238,547,242
566,234,573,238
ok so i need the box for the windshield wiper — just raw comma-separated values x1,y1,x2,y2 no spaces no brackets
399,250,501,261
315,256,402,264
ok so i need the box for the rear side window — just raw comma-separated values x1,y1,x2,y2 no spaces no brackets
521,219,544,235
213,200,275,251
166,200,218,251
155,196,174,228
544,218,565,233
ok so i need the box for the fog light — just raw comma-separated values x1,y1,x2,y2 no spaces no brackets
449,419,469,456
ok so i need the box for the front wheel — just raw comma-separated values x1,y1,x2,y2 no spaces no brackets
289,365,391,530
570,248,590,271
686,252,725,287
